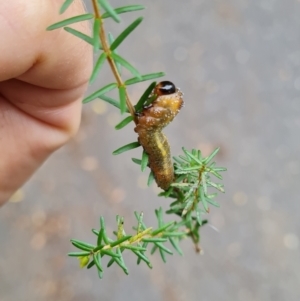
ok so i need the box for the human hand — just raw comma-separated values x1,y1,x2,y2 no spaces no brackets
0,1,92,205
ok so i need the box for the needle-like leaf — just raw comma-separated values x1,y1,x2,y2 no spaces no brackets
147,171,155,186
59,0,75,14
113,142,140,155
203,148,220,164
93,253,103,272
108,33,122,74
47,14,93,30
110,17,143,51
115,116,134,130
68,251,91,257
64,27,94,46
98,0,120,23
102,5,145,18
110,53,141,79
141,151,149,172
89,52,107,83
125,72,165,85
132,158,142,165
135,81,156,112
93,18,101,52
83,83,117,103
98,95,128,112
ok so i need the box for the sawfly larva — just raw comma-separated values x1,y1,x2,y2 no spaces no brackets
134,81,184,190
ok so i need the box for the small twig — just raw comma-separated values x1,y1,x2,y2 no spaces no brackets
91,0,137,123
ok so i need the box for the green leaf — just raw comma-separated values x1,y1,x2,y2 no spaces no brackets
147,171,155,186
113,141,140,155
151,222,174,236
99,95,128,112
114,249,129,274
106,248,125,268
169,237,183,256
83,83,117,103
102,5,145,18
202,174,208,195
93,253,103,272
93,18,101,52
206,181,225,193
93,244,105,253
118,85,127,114
155,242,173,255
47,14,94,30
68,251,91,257
97,269,103,279
108,33,122,75
206,197,220,208
97,228,104,246
87,260,95,269
207,192,219,199
203,148,220,164
182,198,193,216
102,235,113,245
132,250,152,267
136,242,149,265
164,231,186,237
159,248,167,263
110,53,141,79
98,0,120,23
182,148,202,165
134,211,147,230
178,155,190,163
59,0,74,14
107,257,115,268
195,204,203,225
213,167,227,172
71,239,95,251
141,151,148,172
142,238,168,243
99,217,114,244
132,158,142,165
150,245,158,255
100,216,105,230
101,250,121,258
125,72,165,85
110,235,132,247
89,52,107,84
122,245,147,251
199,187,209,212
177,166,202,172
155,207,164,227
115,116,133,130
210,170,223,180
64,27,94,46
134,81,156,112
110,17,143,51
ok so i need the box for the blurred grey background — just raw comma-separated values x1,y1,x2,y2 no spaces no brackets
1,0,300,300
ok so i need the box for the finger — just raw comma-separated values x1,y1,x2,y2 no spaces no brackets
0,0,92,90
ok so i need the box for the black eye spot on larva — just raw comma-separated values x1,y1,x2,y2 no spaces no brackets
156,81,176,95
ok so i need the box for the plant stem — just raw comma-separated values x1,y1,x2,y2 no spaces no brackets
91,0,137,123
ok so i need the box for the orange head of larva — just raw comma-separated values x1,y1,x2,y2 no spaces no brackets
152,81,184,125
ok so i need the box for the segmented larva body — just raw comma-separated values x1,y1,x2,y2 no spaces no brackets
134,81,184,190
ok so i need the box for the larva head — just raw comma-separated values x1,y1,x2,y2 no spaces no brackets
154,81,176,96
153,81,184,122
135,81,184,130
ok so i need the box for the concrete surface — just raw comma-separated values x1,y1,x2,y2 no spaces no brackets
1,0,300,300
